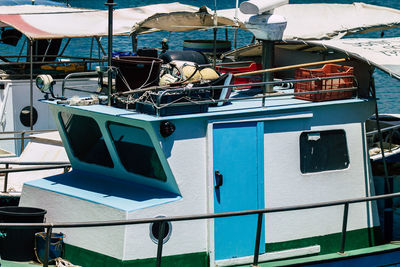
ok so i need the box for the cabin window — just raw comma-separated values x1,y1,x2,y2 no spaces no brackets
60,112,113,168
300,130,349,173
107,122,167,182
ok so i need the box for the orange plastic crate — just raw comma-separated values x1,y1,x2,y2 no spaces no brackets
216,62,262,87
294,64,354,102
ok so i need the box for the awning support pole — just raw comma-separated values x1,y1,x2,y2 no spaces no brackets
105,0,116,106
371,74,393,241
131,33,138,53
29,39,33,130
261,40,274,107
58,38,71,57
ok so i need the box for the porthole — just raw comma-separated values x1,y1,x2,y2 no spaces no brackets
20,106,38,127
149,217,172,244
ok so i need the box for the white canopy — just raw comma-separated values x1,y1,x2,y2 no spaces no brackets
131,3,400,40
309,37,400,80
0,3,199,39
218,3,400,40
1,2,399,41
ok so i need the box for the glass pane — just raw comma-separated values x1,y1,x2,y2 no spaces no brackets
108,122,167,181
60,112,113,168
300,130,349,173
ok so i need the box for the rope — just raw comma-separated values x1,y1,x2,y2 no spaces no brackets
55,257,82,267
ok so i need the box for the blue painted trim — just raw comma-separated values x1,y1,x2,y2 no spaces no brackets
24,170,181,212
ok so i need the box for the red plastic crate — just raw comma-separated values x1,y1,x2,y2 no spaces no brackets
294,64,355,102
216,62,262,87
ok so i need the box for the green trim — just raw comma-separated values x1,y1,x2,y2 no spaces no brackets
266,227,384,255
254,243,400,266
63,243,209,267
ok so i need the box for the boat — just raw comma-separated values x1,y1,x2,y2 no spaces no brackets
0,2,200,156
1,1,400,266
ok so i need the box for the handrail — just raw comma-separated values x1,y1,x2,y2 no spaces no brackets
116,75,357,96
0,129,57,155
0,163,71,193
0,191,399,267
61,71,99,96
367,123,400,136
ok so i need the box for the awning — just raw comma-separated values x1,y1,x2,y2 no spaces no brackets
0,2,200,39
222,37,400,81
218,3,400,40
308,37,400,80
132,6,238,34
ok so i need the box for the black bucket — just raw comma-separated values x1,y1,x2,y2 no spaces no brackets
0,206,46,261
112,56,162,92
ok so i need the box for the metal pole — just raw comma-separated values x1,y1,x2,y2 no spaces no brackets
156,221,166,267
339,203,349,254
29,40,33,130
213,0,217,69
371,75,393,241
43,226,52,267
213,28,217,69
262,40,274,95
20,131,25,154
105,0,116,106
131,33,138,53
252,213,263,266
3,163,9,193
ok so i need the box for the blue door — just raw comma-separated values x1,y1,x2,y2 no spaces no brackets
213,121,265,261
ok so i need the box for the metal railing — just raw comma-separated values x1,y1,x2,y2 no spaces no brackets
366,122,400,154
112,75,358,117
0,162,71,193
0,190,399,267
0,129,56,156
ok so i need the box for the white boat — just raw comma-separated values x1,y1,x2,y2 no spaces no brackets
0,3,201,156
0,1,400,266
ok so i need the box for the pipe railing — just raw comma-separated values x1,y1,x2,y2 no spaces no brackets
366,122,400,154
142,75,358,117
0,191,399,267
0,129,56,155
0,162,71,193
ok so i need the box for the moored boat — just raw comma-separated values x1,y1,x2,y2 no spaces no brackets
1,1,400,266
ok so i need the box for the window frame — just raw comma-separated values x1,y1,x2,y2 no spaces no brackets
299,129,350,174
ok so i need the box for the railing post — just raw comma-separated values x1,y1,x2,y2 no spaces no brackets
339,203,349,254
156,221,166,267
252,213,263,267
3,163,9,193
43,226,53,267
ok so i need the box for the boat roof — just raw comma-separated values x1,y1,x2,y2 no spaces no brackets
0,2,398,40
132,3,400,40
0,2,199,39
308,38,400,80
222,38,400,81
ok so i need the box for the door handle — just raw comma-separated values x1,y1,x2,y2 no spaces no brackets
215,170,223,189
